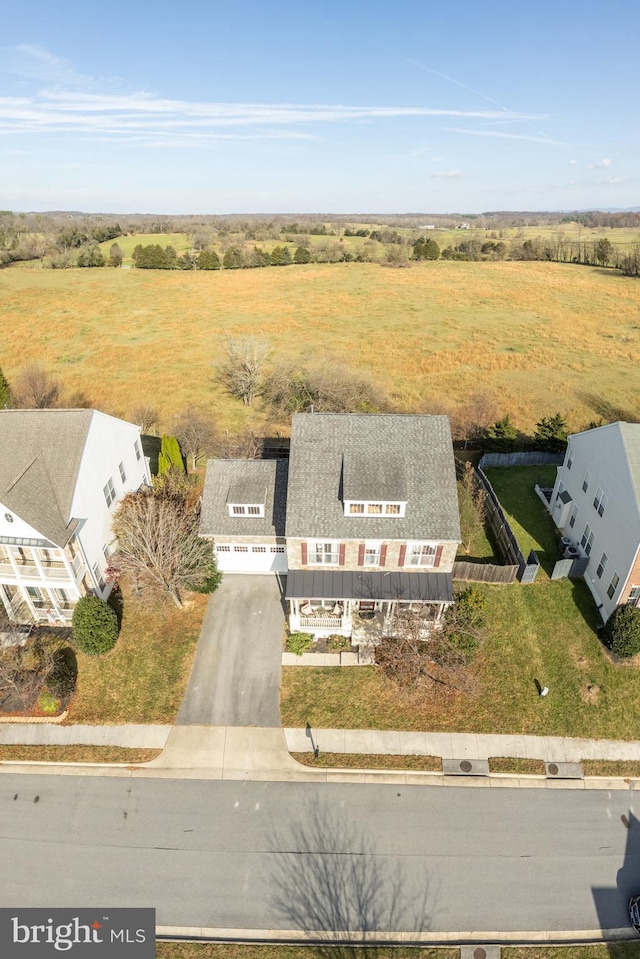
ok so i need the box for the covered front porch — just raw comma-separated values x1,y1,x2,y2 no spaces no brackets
286,569,454,640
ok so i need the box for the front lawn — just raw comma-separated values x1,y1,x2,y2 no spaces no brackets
281,575,640,737
66,592,207,724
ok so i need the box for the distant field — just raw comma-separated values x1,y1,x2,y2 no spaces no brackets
0,260,638,433
97,232,192,261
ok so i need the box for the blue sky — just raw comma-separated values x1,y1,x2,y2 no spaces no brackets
1,0,638,214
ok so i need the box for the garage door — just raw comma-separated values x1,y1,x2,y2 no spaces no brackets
215,543,288,574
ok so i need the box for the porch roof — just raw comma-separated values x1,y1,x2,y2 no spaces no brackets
285,569,454,603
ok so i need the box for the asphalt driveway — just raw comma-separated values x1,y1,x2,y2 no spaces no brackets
176,575,285,727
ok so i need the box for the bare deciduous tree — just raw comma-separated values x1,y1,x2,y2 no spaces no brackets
0,627,62,713
109,487,220,607
213,429,263,460
172,407,216,470
263,362,390,414
129,405,160,435
12,363,61,409
215,336,270,406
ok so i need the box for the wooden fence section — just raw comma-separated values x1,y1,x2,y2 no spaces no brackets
453,561,519,584
479,452,564,469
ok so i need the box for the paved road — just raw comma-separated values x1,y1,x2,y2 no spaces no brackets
176,575,285,727
1,774,637,936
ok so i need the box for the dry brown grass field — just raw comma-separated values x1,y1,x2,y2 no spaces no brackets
1,260,638,433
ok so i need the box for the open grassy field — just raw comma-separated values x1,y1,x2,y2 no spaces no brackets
97,232,192,261
1,260,639,434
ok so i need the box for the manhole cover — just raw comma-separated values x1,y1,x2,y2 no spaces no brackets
473,949,487,959
460,760,473,773
548,763,559,775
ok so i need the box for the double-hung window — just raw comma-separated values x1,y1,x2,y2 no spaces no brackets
596,552,608,579
103,478,116,507
119,461,127,484
580,524,594,556
407,543,437,568
363,542,381,567
607,572,620,601
569,504,578,529
566,450,574,470
309,542,340,566
593,486,608,517
627,586,640,608
582,470,591,493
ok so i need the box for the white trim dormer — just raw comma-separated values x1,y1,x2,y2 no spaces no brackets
344,500,406,518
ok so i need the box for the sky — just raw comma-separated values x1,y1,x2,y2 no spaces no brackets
1,0,638,214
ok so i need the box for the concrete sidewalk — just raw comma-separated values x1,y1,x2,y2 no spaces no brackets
3,722,640,763
284,727,640,762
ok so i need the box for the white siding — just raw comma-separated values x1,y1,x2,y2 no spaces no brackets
551,424,640,621
69,411,151,595
0,500,51,542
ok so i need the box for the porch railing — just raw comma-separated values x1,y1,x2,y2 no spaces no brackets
300,615,343,629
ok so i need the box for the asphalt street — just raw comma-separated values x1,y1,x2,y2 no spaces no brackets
1,774,638,935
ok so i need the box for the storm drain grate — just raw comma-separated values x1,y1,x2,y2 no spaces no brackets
545,761,584,779
443,758,490,777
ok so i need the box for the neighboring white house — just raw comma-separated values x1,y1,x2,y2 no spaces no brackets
200,413,461,639
0,409,151,625
550,421,640,622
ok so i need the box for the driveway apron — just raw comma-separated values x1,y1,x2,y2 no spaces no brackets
176,575,285,727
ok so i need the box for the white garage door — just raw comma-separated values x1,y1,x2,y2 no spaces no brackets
215,543,288,574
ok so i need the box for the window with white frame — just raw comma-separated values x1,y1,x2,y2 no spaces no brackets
607,572,620,600
119,461,127,483
593,486,608,517
627,586,640,608
569,504,578,528
596,552,608,579
134,439,142,461
103,478,116,507
580,524,594,556
566,449,574,470
308,541,340,565
345,500,405,517
407,542,437,567
216,545,231,552
92,563,105,591
270,546,285,553
582,470,591,493
363,542,381,567
228,504,264,517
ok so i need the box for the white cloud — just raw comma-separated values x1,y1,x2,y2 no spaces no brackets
569,159,577,165
446,127,571,146
431,169,465,179
587,158,612,169
600,176,622,184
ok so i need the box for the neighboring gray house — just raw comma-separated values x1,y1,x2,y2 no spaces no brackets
201,413,461,638
550,421,640,622
0,409,150,625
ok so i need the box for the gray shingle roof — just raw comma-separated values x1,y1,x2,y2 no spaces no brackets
343,451,407,502
0,409,93,546
200,459,288,537
226,474,268,506
285,413,461,541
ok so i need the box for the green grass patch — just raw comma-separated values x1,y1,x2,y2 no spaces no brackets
281,574,640,739
0,746,161,763
291,752,442,771
483,465,560,573
583,760,640,778
157,944,455,959
505,948,640,959
67,592,207,724
489,757,546,775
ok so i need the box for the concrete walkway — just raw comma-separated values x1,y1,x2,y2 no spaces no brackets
176,576,285,727
4,722,640,764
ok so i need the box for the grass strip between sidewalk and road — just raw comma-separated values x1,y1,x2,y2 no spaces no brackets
158,945,456,959
0,746,161,764
291,752,442,771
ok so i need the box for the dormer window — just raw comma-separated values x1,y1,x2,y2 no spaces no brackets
228,503,264,517
345,500,405,517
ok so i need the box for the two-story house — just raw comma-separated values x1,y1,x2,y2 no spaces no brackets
0,409,151,626
550,421,640,622
201,413,461,639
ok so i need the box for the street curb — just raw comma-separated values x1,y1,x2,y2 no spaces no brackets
156,925,635,944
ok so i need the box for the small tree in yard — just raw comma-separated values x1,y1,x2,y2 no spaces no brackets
72,596,119,655
483,414,518,452
110,486,221,607
173,407,216,470
603,606,640,659
12,362,60,409
534,413,568,452
0,366,11,408
458,462,487,555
